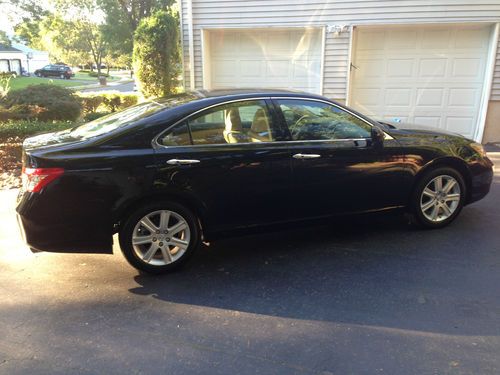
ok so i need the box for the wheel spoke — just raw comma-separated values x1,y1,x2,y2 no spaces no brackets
441,203,452,217
160,211,170,231
421,199,435,212
423,187,436,198
143,244,158,262
160,247,173,263
169,222,187,236
445,193,460,202
434,176,443,191
170,237,188,250
443,179,457,194
132,235,152,246
140,216,158,234
431,205,439,220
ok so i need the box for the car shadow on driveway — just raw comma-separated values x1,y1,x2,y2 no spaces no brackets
129,210,500,337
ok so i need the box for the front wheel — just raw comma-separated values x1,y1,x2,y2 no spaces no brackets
410,167,466,228
119,202,200,274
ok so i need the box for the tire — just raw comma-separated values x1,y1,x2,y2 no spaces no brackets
410,167,466,229
60,74,65,79
119,201,200,274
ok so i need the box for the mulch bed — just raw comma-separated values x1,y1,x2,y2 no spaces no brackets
0,138,22,190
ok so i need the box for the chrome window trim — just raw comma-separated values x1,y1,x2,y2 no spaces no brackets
152,95,393,149
152,97,272,148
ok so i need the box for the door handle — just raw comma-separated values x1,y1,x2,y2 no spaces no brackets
293,153,321,159
166,159,200,165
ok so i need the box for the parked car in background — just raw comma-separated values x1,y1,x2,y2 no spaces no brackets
16,89,494,274
34,64,74,79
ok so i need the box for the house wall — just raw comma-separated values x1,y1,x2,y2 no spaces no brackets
180,0,500,141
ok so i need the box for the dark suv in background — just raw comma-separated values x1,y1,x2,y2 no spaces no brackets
34,64,74,79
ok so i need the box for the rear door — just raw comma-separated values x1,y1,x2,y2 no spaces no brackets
273,98,408,219
153,99,293,234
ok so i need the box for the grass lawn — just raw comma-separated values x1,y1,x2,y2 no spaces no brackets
8,76,95,91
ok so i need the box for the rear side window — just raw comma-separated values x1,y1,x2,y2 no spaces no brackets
276,99,371,140
160,122,191,146
158,100,275,146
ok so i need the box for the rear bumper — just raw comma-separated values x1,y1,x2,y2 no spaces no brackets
16,212,113,254
16,190,113,254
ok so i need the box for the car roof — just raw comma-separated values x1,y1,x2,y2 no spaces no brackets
195,88,325,100
153,89,329,112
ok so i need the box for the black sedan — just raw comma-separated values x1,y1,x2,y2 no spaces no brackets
16,90,494,273
34,64,74,79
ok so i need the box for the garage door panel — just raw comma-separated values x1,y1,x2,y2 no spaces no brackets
386,59,414,77
386,29,418,49
418,58,448,78
385,88,412,106
448,88,480,107
422,29,451,49
413,116,442,128
416,88,445,107
445,117,476,137
240,60,263,77
351,24,491,138
451,58,483,78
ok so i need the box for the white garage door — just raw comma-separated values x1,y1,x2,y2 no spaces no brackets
350,25,492,139
208,29,322,93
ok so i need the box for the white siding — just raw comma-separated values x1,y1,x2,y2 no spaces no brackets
181,0,500,99
493,38,500,100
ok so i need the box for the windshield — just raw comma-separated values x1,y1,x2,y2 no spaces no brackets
69,93,200,140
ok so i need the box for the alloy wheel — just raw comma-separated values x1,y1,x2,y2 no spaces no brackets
420,175,461,222
131,209,191,266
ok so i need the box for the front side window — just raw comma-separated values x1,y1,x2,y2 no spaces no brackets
159,100,275,146
276,99,371,141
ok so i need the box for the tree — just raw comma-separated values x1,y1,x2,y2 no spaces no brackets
112,0,175,31
133,10,180,97
0,31,11,46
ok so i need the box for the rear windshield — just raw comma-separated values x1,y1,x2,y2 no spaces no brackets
69,94,199,140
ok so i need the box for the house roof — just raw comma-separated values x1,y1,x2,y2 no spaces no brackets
0,44,23,53
12,43,49,55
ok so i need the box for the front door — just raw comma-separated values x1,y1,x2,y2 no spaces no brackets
153,99,292,233
273,98,408,219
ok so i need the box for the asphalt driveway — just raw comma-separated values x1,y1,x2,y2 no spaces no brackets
1,154,499,375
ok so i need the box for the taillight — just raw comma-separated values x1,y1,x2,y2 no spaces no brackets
22,167,64,193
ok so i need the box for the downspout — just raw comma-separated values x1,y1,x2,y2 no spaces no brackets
187,0,195,90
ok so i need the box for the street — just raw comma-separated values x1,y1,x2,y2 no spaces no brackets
0,154,499,375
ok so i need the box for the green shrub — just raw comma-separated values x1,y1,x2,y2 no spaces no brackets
133,10,180,97
0,120,75,141
77,92,138,114
79,94,105,114
83,111,110,122
0,72,16,79
2,84,82,121
88,71,109,78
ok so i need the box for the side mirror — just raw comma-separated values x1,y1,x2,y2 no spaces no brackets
371,126,385,147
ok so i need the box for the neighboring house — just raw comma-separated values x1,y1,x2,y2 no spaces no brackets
179,0,500,143
0,44,24,75
12,43,50,73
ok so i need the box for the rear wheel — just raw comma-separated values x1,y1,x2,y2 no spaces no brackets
410,167,466,228
60,73,65,79
119,202,200,274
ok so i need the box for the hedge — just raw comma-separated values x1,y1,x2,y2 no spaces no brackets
1,84,82,121
77,92,139,114
0,120,74,141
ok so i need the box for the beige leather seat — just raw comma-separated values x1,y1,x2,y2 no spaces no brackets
223,108,249,144
249,109,272,142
